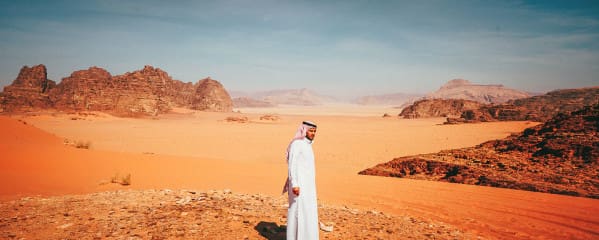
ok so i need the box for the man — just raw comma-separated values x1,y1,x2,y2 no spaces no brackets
283,121,319,240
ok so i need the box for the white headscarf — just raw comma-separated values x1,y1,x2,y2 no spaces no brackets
286,121,317,162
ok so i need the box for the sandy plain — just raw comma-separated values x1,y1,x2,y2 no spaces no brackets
1,105,598,239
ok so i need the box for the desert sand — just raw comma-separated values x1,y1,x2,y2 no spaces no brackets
1,106,598,239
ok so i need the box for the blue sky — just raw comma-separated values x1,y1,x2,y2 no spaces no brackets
1,0,598,97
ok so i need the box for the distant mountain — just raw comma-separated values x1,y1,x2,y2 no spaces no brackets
426,79,530,104
232,97,276,108
353,93,423,106
230,88,338,106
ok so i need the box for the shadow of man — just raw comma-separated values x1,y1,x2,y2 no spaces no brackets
254,221,286,240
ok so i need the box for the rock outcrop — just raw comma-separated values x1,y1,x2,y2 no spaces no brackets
191,78,233,112
426,79,530,104
443,87,599,124
1,64,233,116
50,67,114,112
361,103,599,198
1,65,56,112
399,99,483,118
458,87,599,123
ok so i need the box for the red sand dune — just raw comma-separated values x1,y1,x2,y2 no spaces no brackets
1,115,598,239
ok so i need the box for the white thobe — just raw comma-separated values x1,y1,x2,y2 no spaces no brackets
286,138,319,240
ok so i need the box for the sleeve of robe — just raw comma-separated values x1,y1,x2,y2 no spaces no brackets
288,141,301,189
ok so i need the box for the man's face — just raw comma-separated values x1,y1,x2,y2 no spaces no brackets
306,127,317,141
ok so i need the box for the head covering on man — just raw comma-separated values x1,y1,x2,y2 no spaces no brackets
286,121,317,162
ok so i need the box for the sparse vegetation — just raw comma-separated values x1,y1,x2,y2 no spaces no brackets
63,139,92,149
75,140,91,149
110,173,131,186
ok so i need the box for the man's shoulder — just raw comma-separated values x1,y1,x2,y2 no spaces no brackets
290,138,309,147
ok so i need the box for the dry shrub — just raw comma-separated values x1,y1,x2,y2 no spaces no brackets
110,173,131,186
260,115,280,121
225,116,249,123
75,141,91,149
64,139,92,149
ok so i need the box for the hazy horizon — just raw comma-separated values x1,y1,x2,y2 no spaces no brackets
1,1,598,96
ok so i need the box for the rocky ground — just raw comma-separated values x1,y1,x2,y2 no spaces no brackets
0,189,480,240
361,104,599,198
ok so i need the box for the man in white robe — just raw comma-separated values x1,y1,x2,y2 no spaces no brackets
283,121,319,240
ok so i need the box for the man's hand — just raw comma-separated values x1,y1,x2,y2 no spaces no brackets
292,187,300,196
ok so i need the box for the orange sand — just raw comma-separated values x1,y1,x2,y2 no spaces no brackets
1,109,598,239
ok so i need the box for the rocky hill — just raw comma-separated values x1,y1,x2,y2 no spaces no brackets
360,103,599,198
0,189,475,239
0,65,56,112
399,99,483,118
426,79,530,104
455,87,599,123
191,78,233,112
0,64,232,116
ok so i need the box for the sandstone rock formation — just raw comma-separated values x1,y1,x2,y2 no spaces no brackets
191,78,233,112
361,103,599,198
426,79,530,104
1,64,233,116
399,99,483,118
457,87,599,123
1,65,55,112
50,66,114,112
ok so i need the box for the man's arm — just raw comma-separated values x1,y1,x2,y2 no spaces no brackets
288,141,301,196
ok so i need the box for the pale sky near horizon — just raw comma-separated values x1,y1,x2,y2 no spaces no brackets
1,0,598,97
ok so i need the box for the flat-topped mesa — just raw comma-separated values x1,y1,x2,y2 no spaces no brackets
1,64,55,112
191,77,233,112
428,79,529,104
399,99,483,119
1,64,234,116
438,79,472,90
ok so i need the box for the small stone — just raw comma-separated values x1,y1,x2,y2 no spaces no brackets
319,221,334,232
57,223,73,229
176,196,192,205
